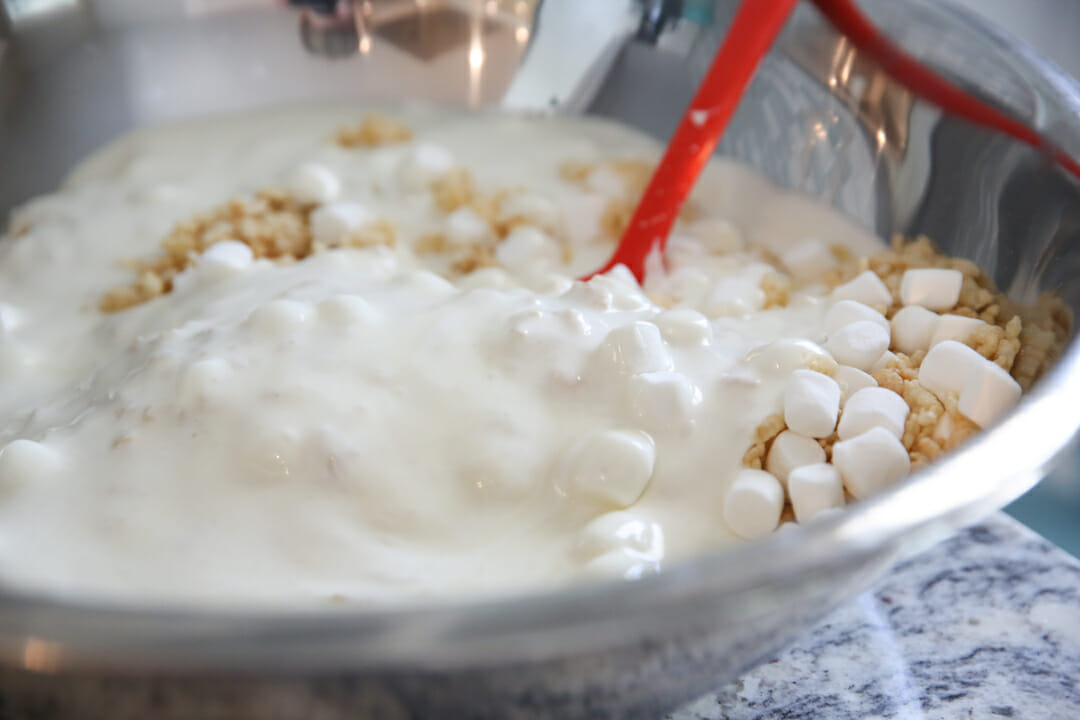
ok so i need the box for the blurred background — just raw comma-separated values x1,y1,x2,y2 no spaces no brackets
955,0,1080,557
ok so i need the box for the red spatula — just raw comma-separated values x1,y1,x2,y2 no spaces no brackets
585,0,800,282
587,0,1080,284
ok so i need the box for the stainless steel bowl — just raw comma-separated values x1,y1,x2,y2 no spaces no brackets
1,1,1079,718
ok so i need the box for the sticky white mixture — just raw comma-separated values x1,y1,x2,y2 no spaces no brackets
0,106,897,605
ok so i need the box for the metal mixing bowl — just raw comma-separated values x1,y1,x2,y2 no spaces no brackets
1,1,1079,717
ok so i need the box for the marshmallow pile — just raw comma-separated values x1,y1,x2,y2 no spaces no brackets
723,266,1024,540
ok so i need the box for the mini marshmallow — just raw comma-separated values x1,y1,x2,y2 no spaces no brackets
930,314,987,348
900,268,962,311
704,277,765,317
566,430,656,508
578,510,664,558
918,340,987,401
824,320,891,372
245,298,312,338
832,426,911,499
891,305,939,354
831,270,892,310
787,463,845,523
628,371,703,433
765,430,826,485
310,202,373,246
723,469,785,540
653,309,713,346
783,369,841,438
495,226,561,271
445,206,492,245
746,339,838,379
288,162,341,204
837,386,909,439
835,365,877,405
958,357,1022,428
689,218,744,254
594,322,672,375
0,439,63,491
199,240,253,276
317,295,381,326
781,238,835,282
824,300,890,337
397,143,455,190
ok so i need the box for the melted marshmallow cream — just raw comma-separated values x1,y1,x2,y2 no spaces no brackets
0,107,884,605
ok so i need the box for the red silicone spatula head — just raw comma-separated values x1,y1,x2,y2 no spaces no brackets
584,0,801,283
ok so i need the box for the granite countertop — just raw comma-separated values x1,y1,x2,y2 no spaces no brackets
668,513,1080,719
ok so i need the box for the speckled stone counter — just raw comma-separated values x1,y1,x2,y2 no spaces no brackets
669,513,1080,720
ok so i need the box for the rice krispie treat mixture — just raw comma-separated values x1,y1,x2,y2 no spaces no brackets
0,107,1068,604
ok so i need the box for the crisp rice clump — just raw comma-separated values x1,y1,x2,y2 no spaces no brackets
104,128,600,310
100,189,396,312
334,114,413,148
760,272,791,310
